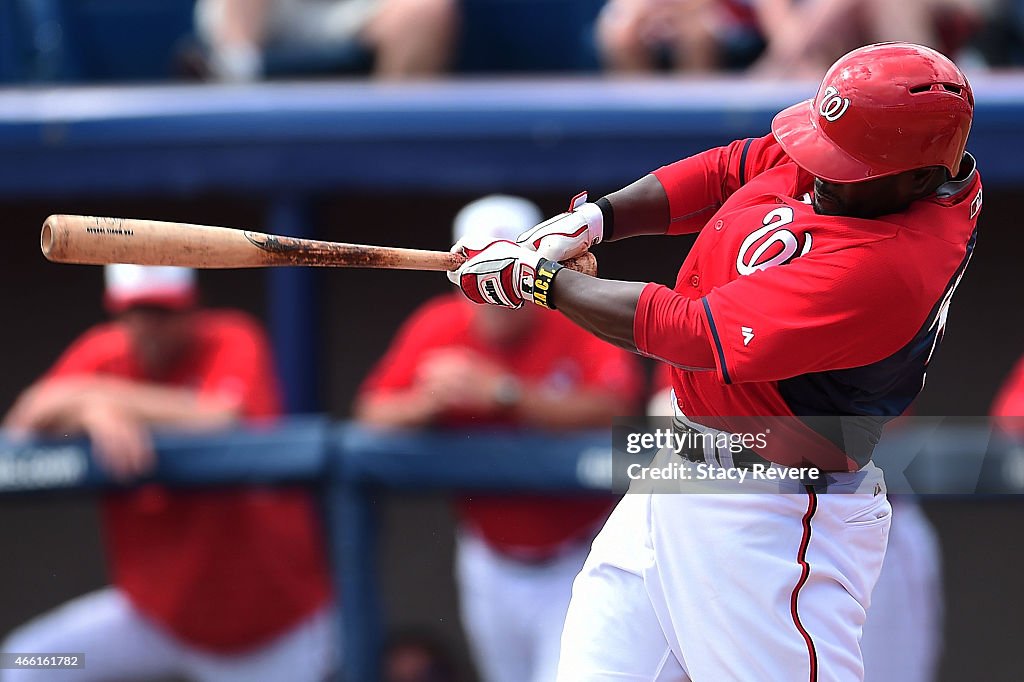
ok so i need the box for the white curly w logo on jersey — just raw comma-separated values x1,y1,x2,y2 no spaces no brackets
818,86,850,122
736,207,812,276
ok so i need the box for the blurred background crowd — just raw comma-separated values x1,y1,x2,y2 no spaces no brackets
1,1,1024,682
0,0,1023,82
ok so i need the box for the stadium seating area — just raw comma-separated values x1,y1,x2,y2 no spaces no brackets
0,0,611,82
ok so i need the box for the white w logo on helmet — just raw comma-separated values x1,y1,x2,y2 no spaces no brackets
818,86,850,122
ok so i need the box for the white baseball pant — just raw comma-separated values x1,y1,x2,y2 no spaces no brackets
1,587,338,682
557,448,891,681
456,529,592,682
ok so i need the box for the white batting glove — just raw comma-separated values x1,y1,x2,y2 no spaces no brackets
515,192,604,262
448,239,546,309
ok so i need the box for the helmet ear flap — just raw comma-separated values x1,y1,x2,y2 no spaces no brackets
910,166,948,195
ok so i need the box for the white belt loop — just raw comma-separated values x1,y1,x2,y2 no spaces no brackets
671,401,733,469
715,442,737,470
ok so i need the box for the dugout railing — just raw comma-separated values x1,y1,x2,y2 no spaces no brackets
1,421,1021,680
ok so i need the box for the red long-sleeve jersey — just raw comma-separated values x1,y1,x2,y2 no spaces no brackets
634,134,982,469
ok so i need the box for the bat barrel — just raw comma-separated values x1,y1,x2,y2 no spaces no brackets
40,214,269,268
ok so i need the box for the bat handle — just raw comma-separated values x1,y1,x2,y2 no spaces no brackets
447,250,598,277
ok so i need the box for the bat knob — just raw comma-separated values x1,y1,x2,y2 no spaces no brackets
40,216,58,259
565,251,598,277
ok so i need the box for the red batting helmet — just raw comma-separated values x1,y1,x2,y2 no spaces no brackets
772,42,974,183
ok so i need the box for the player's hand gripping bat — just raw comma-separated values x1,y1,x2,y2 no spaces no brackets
40,215,598,275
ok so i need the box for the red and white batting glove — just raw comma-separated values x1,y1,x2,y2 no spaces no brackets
515,192,604,261
448,239,544,309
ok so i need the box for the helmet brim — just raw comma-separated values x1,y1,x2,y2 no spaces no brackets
771,100,895,184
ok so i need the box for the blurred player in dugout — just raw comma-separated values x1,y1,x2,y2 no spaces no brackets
1,265,335,681
355,195,642,682
992,352,1024,422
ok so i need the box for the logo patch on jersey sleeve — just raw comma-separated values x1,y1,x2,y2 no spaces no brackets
741,326,755,346
970,187,983,220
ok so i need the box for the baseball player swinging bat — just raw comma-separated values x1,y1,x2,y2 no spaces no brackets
40,214,598,275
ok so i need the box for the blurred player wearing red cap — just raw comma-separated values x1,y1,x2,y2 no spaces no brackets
358,196,642,682
992,354,1024,425
451,43,980,680
2,265,335,681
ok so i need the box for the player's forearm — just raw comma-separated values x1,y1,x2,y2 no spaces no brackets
601,174,672,241
548,273,717,370
104,382,239,428
547,270,645,352
3,380,91,432
353,392,440,428
512,389,628,429
8,378,238,432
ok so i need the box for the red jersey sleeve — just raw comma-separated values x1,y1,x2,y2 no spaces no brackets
199,315,281,419
699,241,926,384
45,325,127,380
633,283,716,370
652,134,790,235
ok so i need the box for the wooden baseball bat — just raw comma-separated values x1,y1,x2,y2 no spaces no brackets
40,215,597,276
